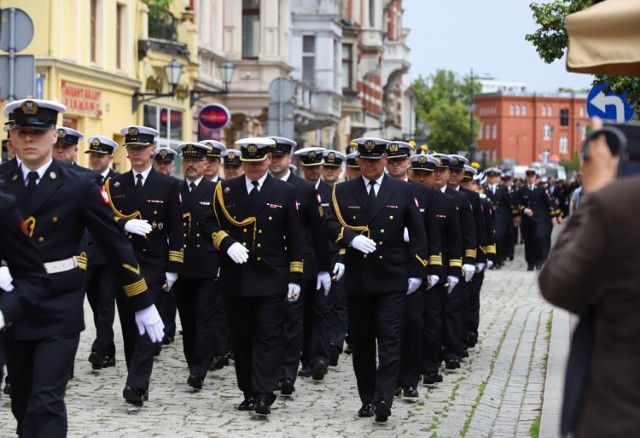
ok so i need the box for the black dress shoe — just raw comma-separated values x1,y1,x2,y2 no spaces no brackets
278,378,295,396
460,349,469,358
89,351,116,370
466,333,478,348
153,343,162,357
394,387,403,397
312,361,328,381
209,355,229,370
3,381,10,395
187,374,203,390
403,386,419,398
297,365,312,377
162,335,174,345
357,403,374,417
423,373,443,384
329,344,340,367
445,359,461,370
344,343,353,355
374,400,391,422
237,397,255,411
254,395,273,415
123,386,146,407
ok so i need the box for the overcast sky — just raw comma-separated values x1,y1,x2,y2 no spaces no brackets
403,0,595,93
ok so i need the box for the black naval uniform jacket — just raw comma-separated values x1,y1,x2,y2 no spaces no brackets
105,167,184,284
512,184,561,223
325,175,429,294
411,183,444,278
87,169,120,267
179,178,219,278
0,190,50,325
445,187,477,266
2,159,151,340
284,173,330,279
431,189,463,278
459,186,489,263
202,174,303,296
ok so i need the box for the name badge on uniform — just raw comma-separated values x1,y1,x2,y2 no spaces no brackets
267,203,283,209
147,199,164,204
347,205,360,209
199,201,211,206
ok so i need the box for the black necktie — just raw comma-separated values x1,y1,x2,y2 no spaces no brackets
135,174,143,189
189,182,197,192
25,171,38,200
249,180,259,200
368,180,377,203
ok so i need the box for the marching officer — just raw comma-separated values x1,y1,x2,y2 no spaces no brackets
344,152,361,180
172,142,220,389
267,138,331,392
85,136,121,370
2,99,162,436
201,137,303,416
1,115,19,174
104,125,184,406
324,137,428,423
322,149,345,185
484,168,511,268
221,149,244,179
153,147,177,176
201,140,226,183
501,172,517,261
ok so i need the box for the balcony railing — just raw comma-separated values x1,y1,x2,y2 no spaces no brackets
146,3,178,41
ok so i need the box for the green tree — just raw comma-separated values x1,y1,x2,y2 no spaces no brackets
525,0,640,112
412,69,481,155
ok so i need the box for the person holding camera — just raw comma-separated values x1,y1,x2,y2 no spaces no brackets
539,117,640,436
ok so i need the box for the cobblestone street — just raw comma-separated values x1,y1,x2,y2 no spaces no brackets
0,244,565,437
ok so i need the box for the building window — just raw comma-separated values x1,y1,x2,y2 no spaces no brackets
478,123,483,140
144,106,183,145
509,104,514,115
90,0,98,63
341,43,353,89
541,106,546,116
116,3,124,69
547,105,553,116
515,105,521,116
485,124,490,139
522,104,527,116
242,0,260,59
580,124,587,140
559,136,568,154
492,123,497,139
560,108,569,126
543,123,552,139
580,107,585,117
302,35,316,86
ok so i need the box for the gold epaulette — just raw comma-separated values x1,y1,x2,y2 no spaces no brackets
290,261,303,274
429,254,443,266
169,249,184,263
331,184,370,238
183,212,192,235
104,178,142,221
77,252,88,270
23,216,36,238
214,183,258,246
415,254,428,267
338,248,346,256
123,278,148,297
465,249,477,259
449,258,463,268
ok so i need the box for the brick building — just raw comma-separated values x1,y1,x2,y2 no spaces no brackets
474,92,589,166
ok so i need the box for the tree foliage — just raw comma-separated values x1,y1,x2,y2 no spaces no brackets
412,70,482,155
525,0,640,112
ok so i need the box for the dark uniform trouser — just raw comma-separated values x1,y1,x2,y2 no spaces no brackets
115,283,159,392
211,279,231,357
506,222,517,259
327,253,348,351
422,284,445,375
6,333,80,438
521,218,544,266
162,290,177,340
85,264,116,359
224,294,284,398
462,269,485,347
398,288,424,389
301,281,331,367
442,281,465,361
348,291,405,407
174,276,217,378
494,221,507,265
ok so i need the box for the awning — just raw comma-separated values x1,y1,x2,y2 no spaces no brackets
566,0,640,75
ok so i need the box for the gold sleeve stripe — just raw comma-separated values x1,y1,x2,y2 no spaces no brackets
465,249,477,258
124,278,148,297
331,185,370,238
485,244,497,254
77,253,88,271
429,255,443,266
104,178,142,221
290,261,304,273
169,250,184,263
449,259,463,267
338,248,346,256
212,231,230,250
122,263,141,275
335,227,345,243
415,254,428,267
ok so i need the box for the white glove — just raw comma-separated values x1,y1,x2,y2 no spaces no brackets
164,272,178,291
475,263,485,273
0,266,14,292
134,304,165,343
407,277,422,295
350,235,377,254
124,219,152,236
227,242,249,264
0,310,4,330
287,283,301,302
332,262,345,282
316,271,332,296
462,264,476,282
487,260,494,270
403,227,410,243
447,276,459,294
427,275,439,290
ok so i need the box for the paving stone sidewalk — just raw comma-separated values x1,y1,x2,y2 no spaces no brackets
0,244,567,437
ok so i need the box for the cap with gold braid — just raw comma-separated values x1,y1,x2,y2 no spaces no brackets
322,150,346,167
85,135,119,154
352,137,389,160
120,125,158,147
222,149,241,166
235,137,275,162
3,99,66,130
